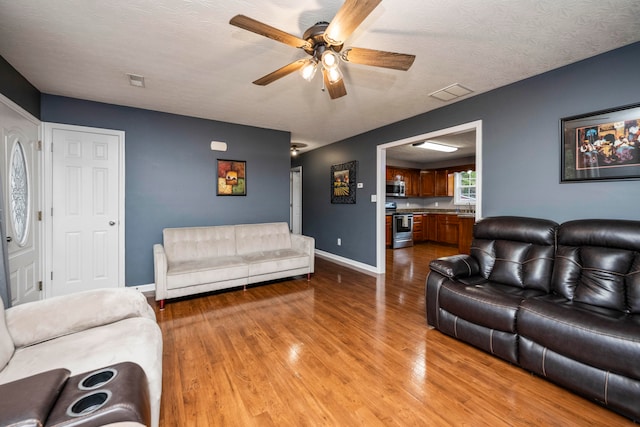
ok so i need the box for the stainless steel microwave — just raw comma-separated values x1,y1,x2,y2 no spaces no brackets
386,180,405,197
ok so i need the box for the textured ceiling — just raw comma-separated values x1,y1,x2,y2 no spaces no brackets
1,0,639,157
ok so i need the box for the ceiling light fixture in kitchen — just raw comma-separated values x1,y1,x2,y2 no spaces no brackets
412,141,458,152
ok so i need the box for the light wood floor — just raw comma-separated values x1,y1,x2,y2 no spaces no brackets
154,243,631,426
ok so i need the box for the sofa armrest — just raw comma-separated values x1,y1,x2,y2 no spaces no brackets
5,288,155,348
291,234,315,273
429,254,480,279
153,243,168,301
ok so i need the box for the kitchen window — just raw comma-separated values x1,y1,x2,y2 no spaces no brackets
454,170,476,205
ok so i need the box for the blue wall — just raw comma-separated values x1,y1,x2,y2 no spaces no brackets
41,95,291,286
294,42,640,268
0,55,40,118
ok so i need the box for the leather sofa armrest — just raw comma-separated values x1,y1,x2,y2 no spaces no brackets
429,254,480,279
6,288,155,348
153,243,168,301
0,368,70,427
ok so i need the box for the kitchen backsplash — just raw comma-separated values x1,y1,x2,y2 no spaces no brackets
393,196,475,212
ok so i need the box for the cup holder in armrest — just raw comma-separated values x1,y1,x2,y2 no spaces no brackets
66,390,112,417
79,368,118,390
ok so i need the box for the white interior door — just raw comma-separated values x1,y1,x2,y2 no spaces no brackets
48,125,124,296
0,98,41,305
290,166,302,234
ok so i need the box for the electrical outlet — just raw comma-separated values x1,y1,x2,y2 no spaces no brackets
337,238,341,246
435,202,439,207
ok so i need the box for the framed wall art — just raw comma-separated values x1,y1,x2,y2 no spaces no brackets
217,159,246,196
561,103,640,182
331,160,357,204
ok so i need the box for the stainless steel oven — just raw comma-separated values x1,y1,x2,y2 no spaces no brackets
392,213,413,249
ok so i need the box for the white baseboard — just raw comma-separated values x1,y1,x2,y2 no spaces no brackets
314,250,381,275
129,283,155,293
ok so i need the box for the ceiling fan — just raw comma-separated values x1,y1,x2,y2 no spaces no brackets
229,0,416,100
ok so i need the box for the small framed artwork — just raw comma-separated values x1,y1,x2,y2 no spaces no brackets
217,159,246,196
561,103,640,182
331,160,357,204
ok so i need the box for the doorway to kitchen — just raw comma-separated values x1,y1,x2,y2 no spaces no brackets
375,120,482,274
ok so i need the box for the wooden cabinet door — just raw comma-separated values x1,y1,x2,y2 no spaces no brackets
420,171,435,197
412,214,423,242
434,170,449,196
425,214,436,241
385,215,392,247
458,217,474,254
436,214,459,245
404,169,420,197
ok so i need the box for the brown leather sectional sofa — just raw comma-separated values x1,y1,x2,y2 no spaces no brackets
426,216,640,421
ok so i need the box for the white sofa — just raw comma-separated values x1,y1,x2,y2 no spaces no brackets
154,222,315,308
0,288,163,427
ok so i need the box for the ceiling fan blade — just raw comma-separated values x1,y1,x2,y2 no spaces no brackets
324,0,382,46
252,59,307,86
323,69,347,99
342,47,415,70
230,15,311,50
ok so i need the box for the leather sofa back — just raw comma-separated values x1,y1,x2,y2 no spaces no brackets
472,216,559,291
552,219,640,313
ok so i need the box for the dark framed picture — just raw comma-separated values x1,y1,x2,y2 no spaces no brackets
217,159,246,196
561,103,640,182
331,160,357,204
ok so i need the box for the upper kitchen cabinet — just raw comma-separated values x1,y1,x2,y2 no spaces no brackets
386,167,420,197
419,170,435,197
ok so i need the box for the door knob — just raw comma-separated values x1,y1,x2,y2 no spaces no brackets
109,221,116,226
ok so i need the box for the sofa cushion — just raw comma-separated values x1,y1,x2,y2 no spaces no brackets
167,257,248,289
163,226,237,264
439,281,545,333
235,222,292,255
0,316,163,427
242,249,309,276
0,297,14,371
518,296,640,380
552,219,640,312
471,216,558,292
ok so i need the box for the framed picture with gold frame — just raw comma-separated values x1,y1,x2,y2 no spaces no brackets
217,159,246,196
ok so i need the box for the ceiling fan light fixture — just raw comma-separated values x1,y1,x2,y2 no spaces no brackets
326,66,343,84
413,141,458,152
299,59,318,82
291,145,299,156
321,50,339,69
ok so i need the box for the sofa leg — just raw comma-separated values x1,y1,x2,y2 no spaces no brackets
159,299,165,310
307,273,311,281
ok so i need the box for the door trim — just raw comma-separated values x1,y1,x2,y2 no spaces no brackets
376,120,483,274
42,123,125,297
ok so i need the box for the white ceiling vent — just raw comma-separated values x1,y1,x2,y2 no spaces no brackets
429,83,473,101
127,73,145,88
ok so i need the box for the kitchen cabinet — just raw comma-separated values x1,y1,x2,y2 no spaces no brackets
458,216,475,254
386,167,420,197
413,214,423,242
419,170,435,197
385,215,392,247
435,214,459,245
434,170,450,197
425,214,436,241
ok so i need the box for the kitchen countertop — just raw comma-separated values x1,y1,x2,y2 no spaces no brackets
386,210,476,218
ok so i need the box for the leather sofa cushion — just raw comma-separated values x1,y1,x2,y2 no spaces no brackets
439,281,545,333
552,219,640,313
472,216,558,292
518,296,640,380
